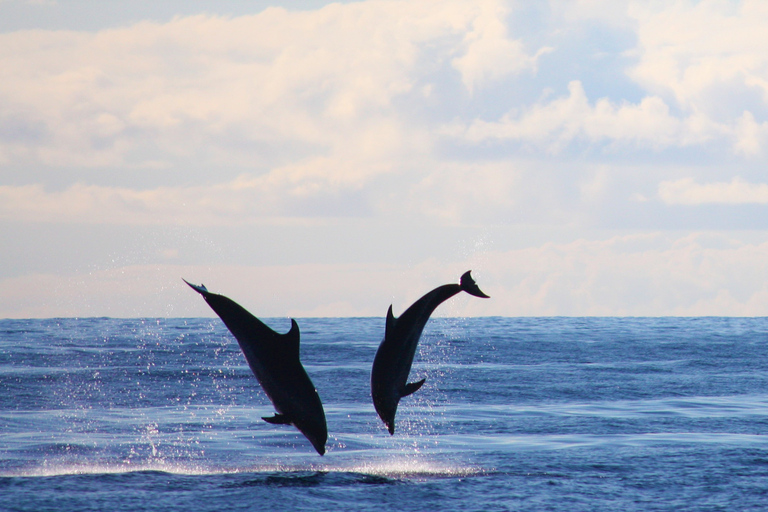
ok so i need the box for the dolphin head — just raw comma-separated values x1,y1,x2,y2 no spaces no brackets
384,417,396,436
304,427,328,456
294,413,328,455
372,389,399,435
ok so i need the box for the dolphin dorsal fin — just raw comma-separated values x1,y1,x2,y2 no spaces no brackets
385,305,396,338
283,318,301,358
401,378,426,398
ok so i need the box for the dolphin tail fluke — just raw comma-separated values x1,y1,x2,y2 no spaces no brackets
401,378,426,398
182,279,209,295
460,271,489,298
262,414,292,425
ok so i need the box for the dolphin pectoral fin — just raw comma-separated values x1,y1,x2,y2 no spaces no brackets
401,378,426,398
262,414,292,425
460,271,489,298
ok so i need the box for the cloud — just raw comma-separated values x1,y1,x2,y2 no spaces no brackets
473,232,768,316
0,261,488,318
0,0,562,229
3,0,766,229
447,0,768,155
455,80,730,152
0,167,369,225
0,182,233,225
551,0,633,27
0,158,527,225
628,0,768,118
0,1,545,171
451,0,551,94
658,177,768,205
5,232,768,318
5,0,768,321
733,111,768,156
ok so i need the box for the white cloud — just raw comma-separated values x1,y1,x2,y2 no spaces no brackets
0,158,526,225
0,0,545,173
1,8,424,169
658,177,768,205
628,0,768,116
551,0,632,27
458,80,723,151
3,0,768,319
387,161,522,224
2,0,765,228
493,0,768,155
0,262,489,318
451,0,551,94
0,0,559,230
5,232,768,318
472,233,768,316
733,111,768,156
0,171,350,225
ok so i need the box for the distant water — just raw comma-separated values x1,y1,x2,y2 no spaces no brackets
3,317,768,511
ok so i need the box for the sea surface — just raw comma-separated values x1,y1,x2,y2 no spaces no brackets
2,317,768,511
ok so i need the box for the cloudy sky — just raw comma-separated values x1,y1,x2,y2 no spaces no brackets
2,0,768,318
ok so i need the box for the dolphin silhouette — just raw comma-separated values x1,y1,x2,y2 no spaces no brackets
183,279,327,455
371,271,489,435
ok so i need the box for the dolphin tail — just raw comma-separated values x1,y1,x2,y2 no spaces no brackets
182,279,209,295
460,271,490,298
401,378,426,398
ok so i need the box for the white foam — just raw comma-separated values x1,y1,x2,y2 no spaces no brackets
10,455,485,479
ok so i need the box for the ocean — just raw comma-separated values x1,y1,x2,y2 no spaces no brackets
2,317,768,511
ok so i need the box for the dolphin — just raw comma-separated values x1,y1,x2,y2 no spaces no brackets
371,271,489,435
183,279,327,455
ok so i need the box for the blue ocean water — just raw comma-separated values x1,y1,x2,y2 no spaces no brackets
2,317,768,511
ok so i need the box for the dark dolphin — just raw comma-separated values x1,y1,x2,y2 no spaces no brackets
184,279,327,455
371,271,489,434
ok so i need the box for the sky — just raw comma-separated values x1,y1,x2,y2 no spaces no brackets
2,0,768,318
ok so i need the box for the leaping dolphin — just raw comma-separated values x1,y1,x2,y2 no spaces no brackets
183,279,327,455
371,271,489,435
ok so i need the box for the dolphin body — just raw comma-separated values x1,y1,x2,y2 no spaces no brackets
371,271,489,434
184,280,327,455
